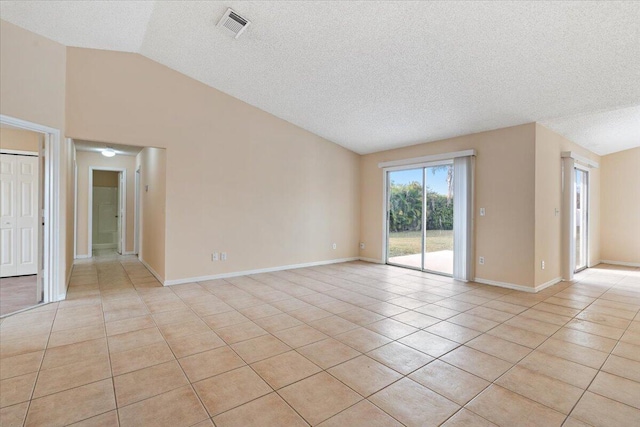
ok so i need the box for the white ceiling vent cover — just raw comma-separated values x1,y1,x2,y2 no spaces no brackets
217,8,251,39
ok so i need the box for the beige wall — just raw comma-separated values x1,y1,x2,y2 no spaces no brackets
361,124,537,288
0,19,73,296
75,150,137,256
600,147,640,265
534,124,601,286
137,148,167,279
65,47,361,282
0,127,41,152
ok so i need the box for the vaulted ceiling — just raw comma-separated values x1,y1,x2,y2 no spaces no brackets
2,1,639,155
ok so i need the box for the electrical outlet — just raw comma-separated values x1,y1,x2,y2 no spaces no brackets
332,243,337,250
480,208,485,216
541,260,545,270
212,252,219,261
479,256,485,265
360,242,365,250
221,252,227,261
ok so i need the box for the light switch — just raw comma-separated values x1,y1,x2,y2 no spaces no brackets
480,208,485,216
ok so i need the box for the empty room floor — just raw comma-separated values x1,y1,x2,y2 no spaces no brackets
1,257,639,427
0,275,38,317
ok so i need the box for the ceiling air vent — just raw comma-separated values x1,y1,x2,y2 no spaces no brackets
217,8,250,39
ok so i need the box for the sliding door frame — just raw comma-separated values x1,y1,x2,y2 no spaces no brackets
384,166,424,273
574,165,589,273
381,150,474,277
561,151,598,281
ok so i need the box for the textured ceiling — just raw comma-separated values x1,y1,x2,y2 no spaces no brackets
1,1,639,155
541,105,640,156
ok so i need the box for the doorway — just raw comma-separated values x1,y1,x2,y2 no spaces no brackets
0,114,63,316
89,168,126,256
574,168,589,273
386,162,454,276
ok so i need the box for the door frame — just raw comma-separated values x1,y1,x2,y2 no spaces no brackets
383,159,454,276
561,151,599,281
88,166,126,256
379,150,475,266
573,165,589,273
0,114,63,304
134,166,141,255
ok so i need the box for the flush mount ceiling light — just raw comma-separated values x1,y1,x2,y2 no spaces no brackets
217,8,250,39
101,148,116,157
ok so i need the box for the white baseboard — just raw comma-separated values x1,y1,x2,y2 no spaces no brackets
359,257,384,264
534,277,563,292
474,276,562,293
74,254,91,259
60,264,74,301
600,260,640,267
139,257,165,284
164,257,360,286
92,243,116,250
122,251,137,256
474,277,536,293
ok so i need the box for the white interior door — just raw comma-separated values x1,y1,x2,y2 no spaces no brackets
1,154,38,278
1,155,17,276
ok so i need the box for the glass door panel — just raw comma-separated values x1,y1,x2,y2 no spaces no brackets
424,165,454,275
575,169,588,272
387,169,423,269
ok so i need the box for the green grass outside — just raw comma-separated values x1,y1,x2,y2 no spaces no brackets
388,230,453,257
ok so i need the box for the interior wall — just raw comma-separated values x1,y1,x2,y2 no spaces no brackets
533,124,601,287
361,124,537,289
75,150,136,256
600,147,640,265
137,147,166,279
65,47,361,282
0,19,72,298
0,127,41,152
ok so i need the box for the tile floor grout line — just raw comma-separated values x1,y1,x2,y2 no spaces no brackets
20,292,59,426
563,305,640,423
182,275,412,426
5,257,638,426
178,282,350,425
119,272,211,420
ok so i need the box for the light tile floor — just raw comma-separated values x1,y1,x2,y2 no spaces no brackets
0,275,39,317
1,255,639,426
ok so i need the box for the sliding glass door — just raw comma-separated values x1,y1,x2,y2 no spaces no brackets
574,168,588,272
386,163,454,276
424,165,454,275
387,168,423,270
